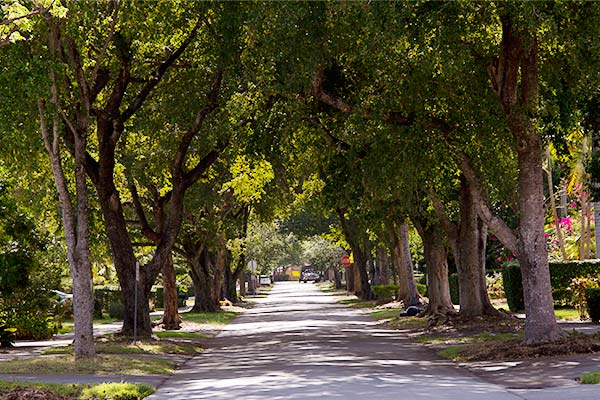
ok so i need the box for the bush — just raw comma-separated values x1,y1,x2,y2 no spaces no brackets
94,285,122,316
372,285,399,303
10,313,54,340
550,260,600,305
502,262,524,312
155,287,164,309
80,382,155,400
448,273,459,305
416,283,427,297
486,271,505,299
585,288,600,323
108,302,125,320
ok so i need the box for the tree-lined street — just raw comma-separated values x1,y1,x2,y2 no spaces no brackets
147,282,599,400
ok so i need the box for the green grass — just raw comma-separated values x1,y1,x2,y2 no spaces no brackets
339,298,377,309
419,332,521,345
57,317,119,334
580,371,600,384
154,331,210,339
44,338,202,356
437,345,469,362
0,381,154,399
181,311,238,325
0,355,175,375
370,309,402,319
554,306,580,321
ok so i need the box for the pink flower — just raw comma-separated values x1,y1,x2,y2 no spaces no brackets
570,202,577,208
497,256,502,262
583,192,590,199
544,233,550,238
559,217,572,230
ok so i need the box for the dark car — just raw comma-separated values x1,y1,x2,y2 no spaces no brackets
300,270,320,283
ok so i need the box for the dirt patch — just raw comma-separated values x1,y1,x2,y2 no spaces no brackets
426,313,524,337
0,387,71,400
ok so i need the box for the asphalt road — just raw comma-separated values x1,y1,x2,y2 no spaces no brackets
147,281,570,400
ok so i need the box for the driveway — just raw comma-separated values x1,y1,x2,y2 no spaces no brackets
149,281,597,400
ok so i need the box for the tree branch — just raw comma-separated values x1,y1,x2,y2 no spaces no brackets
120,17,204,123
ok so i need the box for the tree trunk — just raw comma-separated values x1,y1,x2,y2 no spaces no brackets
414,220,455,317
346,264,355,292
455,176,499,317
333,266,343,289
189,249,220,313
336,209,373,300
38,96,95,358
487,16,561,343
388,221,421,307
160,252,181,330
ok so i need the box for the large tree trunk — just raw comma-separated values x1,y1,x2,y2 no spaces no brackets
337,209,373,300
487,16,561,343
346,264,355,292
389,221,421,307
455,177,499,317
414,220,455,318
160,253,181,330
189,247,221,313
39,66,95,358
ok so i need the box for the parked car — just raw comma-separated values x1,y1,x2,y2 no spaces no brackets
300,270,320,283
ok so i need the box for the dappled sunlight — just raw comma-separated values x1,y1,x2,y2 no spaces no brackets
148,282,523,399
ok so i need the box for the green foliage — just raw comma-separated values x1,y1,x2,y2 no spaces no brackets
371,285,399,304
550,261,600,305
416,283,427,297
80,382,155,400
486,271,505,300
108,302,125,320
94,285,123,317
448,273,460,305
585,288,600,323
10,313,54,340
502,262,524,312
0,312,16,348
580,371,600,384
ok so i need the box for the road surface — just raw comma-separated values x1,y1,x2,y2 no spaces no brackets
147,281,598,400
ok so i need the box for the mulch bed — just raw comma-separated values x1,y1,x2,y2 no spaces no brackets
455,332,600,361
0,387,72,400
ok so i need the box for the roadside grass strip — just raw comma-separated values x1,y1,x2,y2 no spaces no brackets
153,331,210,339
0,381,154,399
0,355,175,375
181,311,238,325
43,336,202,356
580,371,600,384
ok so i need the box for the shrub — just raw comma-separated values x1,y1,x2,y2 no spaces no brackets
448,273,459,305
80,382,155,400
108,302,125,320
372,285,399,303
155,287,164,309
570,277,598,320
416,283,427,297
94,285,122,316
10,313,54,340
550,260,600,305
486,271,505,299
585,288,600,323
0,313,16,348
502,262,524,312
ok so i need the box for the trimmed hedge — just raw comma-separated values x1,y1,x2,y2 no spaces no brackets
585,288,600,323
502,260,600,312
502,262,524,312
448,273,459,305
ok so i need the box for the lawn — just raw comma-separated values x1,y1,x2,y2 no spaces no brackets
57,317,119,334
180,311,238,325
0,354,175,375
43,336,203,356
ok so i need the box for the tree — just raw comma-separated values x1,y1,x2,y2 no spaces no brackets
34,2,247,337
